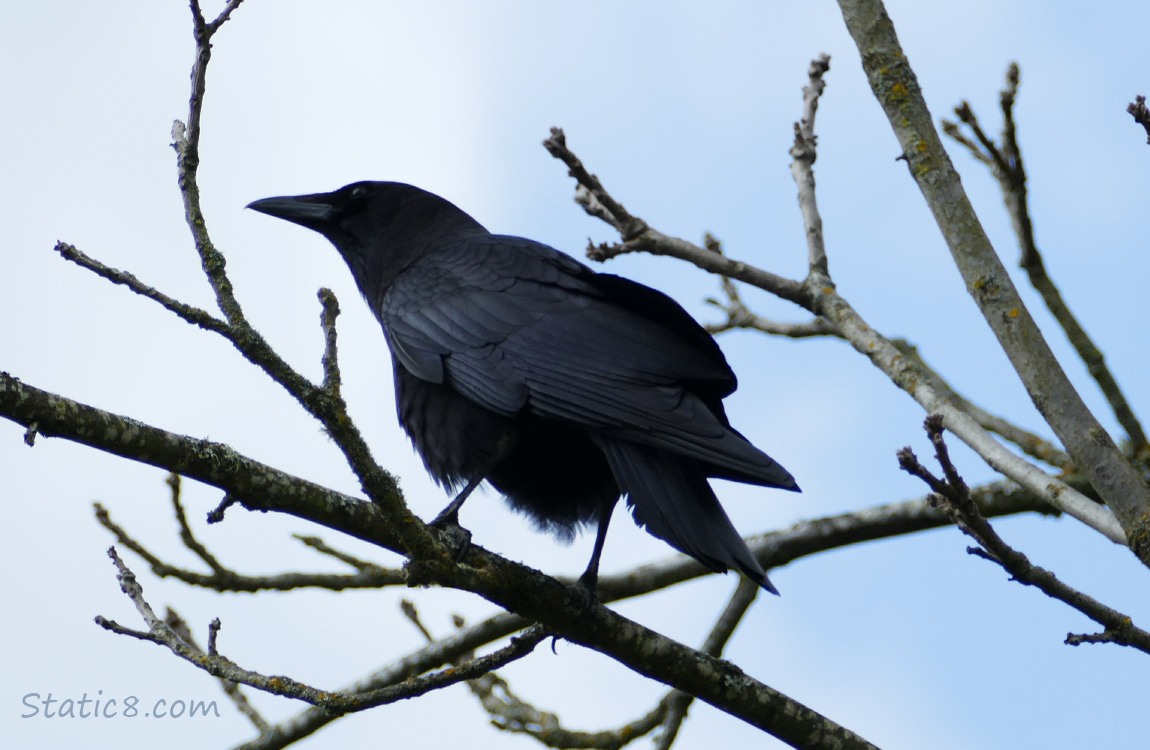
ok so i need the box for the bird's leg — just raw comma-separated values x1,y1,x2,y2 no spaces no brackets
572,501,615,608
431,474,483,528
430,429,517,560
429,475,482,558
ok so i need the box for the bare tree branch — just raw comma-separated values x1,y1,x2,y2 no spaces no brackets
1127,95,1150,144
395,606,667,750
545,67,1125,544
704,237,837,338
233,610,533,750
163,3,433,561
469,671,667,749
702,248,1069,473
898,416,1150,654
57,223,415,554
835,0,1150,560
2,369,876,748
317,288,342,397
891,340,1072,469
699,226,1069,473
229,479,1051,747
391,577,762,750
98,547,549,713
164,608,270,733
166,473,227,573
94,498,405,592
239,470,1060,750
463,576,762,750
653,577,760,750
18,360,1042,748
542,128,809,307
943,65,1148,452
790,53,832,276
293,534,397,575
54,241,230,335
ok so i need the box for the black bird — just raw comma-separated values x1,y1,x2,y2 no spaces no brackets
248,181,798,596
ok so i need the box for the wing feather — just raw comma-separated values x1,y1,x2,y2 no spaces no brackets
380,235,795,488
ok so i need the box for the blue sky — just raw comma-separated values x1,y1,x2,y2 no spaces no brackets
3,2,1148,748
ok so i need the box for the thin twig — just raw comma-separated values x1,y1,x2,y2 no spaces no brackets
293,534,395,575
541,128,649,241
399,599,435,642
231,610,530,750
94,499,404,592
945,65,1148,453
97,547,548,713
208,494,238,524
318,288,342,396
1127,95,1150,144
543,128,808,306
417,608,669,749
654,576,760,750
790,53,832,276
165,608,270,733
898,416,1150,654
403,606,665,750
168,473,227,573
703,236,837,338
54,242,230,334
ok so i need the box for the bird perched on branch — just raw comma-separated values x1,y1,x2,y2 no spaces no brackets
248,181,798,597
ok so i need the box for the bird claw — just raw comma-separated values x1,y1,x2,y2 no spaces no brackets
430,511,473,561
567,573,600,612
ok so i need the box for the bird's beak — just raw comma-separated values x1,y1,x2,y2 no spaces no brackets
246,193,337,231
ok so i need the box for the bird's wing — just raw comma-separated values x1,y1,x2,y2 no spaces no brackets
381,236,793,487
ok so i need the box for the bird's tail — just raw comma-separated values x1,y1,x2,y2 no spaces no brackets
595,438,778,594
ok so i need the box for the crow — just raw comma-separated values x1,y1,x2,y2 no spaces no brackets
248,181,798,596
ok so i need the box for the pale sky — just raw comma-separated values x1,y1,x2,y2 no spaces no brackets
3,2,1148,748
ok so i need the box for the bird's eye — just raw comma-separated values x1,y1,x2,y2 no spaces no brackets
349,185,369,201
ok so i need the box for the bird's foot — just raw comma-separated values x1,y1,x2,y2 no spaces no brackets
567,572,600,613
429,510,472,561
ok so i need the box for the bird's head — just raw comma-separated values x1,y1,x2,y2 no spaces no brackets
247,181,487,300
